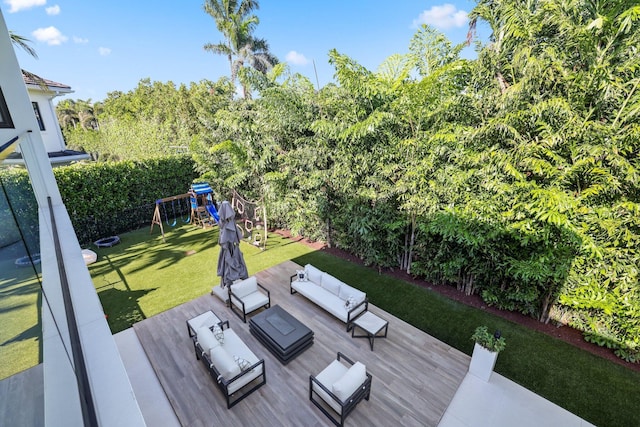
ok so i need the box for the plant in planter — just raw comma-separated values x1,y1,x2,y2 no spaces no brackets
469,326,506,381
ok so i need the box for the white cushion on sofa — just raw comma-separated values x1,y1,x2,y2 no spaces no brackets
231,276,258,299
222,329,264,394
196,326,220,352
233,290,269,313
332,361,367,402
338,284,366,304
188,311,220,332
292,280,365,323
305,264,324,285
313,359,349,414
321,273,343,296
210,345,241,380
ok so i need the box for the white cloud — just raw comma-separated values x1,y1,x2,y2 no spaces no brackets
73,36,89,44
286,50,309,66
46,4,61,15
98,47,111,56
32,26,68,45
413,4,468,30
5,0,46,13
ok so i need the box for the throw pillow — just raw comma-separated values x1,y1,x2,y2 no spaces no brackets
212,324,225,345
345,295,356,310
210,346,241,380
195,325,220,353
296,269,307,281
332,362,367,402
306,264,324,284
234,355,251,371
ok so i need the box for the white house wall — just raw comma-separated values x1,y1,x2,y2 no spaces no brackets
27,89,66,152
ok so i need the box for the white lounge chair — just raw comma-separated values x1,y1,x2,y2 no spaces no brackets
309,352,372,426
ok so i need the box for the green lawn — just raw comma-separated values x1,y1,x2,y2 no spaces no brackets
293,251,640,427
88,224,316,333
3,223,638,426
0,243,41,380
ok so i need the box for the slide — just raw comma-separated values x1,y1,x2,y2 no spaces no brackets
206,204,220,222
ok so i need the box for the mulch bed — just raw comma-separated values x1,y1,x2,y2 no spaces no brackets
273,229,640,372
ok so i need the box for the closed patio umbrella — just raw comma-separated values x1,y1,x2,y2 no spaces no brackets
216,200,248,288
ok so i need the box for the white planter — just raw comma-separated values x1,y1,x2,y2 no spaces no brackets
468,342,498,382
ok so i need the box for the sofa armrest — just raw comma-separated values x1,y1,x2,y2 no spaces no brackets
221,359,265,386
310,374,344,404
290,274,298,294
347,299,368,327
218,320,230,330
337,351,355,366
257,282,270,300
229,288,246,309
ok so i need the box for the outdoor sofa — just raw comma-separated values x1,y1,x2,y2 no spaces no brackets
190,316,266,408
290,264,368,330
310,352,372,426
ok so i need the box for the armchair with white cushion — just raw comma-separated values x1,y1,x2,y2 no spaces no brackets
228,276,271,322
309,352,372,426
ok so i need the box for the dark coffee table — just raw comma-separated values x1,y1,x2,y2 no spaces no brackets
249,305,314,364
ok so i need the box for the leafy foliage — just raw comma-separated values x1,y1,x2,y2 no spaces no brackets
51,156,197,244
472,325,507,353
63,9,640,362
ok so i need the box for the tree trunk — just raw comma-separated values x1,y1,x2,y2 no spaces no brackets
539,285,556,324
458,268,475,296
406,213,416,275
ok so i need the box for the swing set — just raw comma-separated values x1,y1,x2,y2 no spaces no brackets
150,183,221,242
150,193,192,242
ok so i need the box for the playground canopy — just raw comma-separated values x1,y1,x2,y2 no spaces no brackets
190,183,219,225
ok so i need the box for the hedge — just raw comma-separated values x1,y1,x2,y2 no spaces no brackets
0,156,198,248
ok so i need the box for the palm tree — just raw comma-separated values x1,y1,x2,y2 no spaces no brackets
203,0,278,96
9,30,37,58
203,0,259,75
76,99,101,130
234,35,278,98
56,99,80,129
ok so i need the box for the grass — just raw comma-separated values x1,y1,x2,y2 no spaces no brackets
88,223,316,333
293,250,640,427
3,223,638,426
0,242,42,380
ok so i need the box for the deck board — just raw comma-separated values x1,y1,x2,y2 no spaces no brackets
133,260,469,426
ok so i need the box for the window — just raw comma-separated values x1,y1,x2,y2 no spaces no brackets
0,87,14,129
32,102,45,131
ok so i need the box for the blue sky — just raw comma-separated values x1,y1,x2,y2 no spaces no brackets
3,0,488,102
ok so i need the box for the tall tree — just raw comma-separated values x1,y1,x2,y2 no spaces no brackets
203,0,278,97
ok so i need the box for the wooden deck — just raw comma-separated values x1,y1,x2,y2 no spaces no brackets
133,260,469,427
